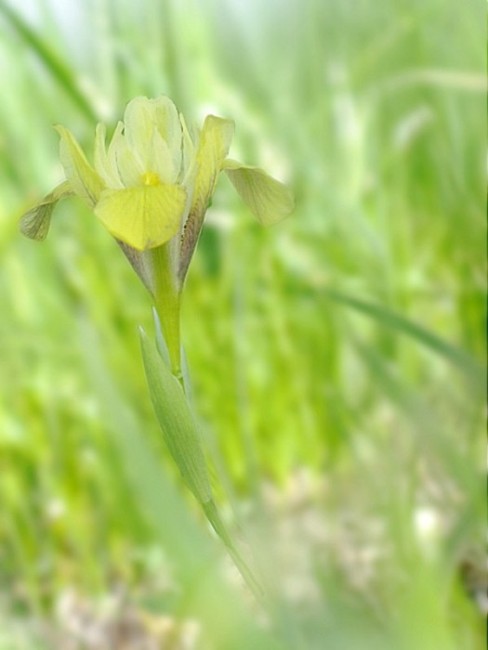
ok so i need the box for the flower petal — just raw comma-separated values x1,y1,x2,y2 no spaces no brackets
223,159,294,225
111,131,144,187
151,96,182,171
94,184,187,251
55,126,104,206
124,96,182,175
148,128,176,184
94,123,124,188
19,181,73,241
179,115,234,282
179,113,196,184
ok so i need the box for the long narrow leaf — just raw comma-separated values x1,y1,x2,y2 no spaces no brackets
0,0,97,122
139,327,212,504
140,326,264,600
324,288,484,383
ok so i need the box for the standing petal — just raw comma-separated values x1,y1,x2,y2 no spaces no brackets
94,184,187,251
223,159,294,226
179,113,196,184
179,115,234,283
148,129,176,184
123,96,182,175
94,123,124,189
55,126,104,206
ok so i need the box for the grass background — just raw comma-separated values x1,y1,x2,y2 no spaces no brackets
0,0,485,648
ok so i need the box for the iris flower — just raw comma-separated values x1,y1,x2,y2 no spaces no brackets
21,96,293,282
20,96,293,374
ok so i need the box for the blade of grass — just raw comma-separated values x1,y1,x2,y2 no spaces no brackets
323,288,484,384
0,0,98,122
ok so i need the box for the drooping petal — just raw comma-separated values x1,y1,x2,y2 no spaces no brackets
94,184,187,251
55,126,104,207
179,115,234,282
223,159,294,226
19,181,73,241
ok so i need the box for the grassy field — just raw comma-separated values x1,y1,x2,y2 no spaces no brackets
0,0,485,648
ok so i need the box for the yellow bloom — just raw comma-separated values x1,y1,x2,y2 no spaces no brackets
20,95,294,286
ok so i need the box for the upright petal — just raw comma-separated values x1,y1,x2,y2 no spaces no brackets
19,181,74,241
94,123,124,189
148,129,176,184
123,96,153,156
111,134,145,187
223,159,294,226
94,184,187,251
179,113,196,184
55,126,104,206
123,96,182,174
179,115,234,283
151,96,182,172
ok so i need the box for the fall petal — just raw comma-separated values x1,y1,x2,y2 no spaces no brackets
19,181,73,241
94,184,187,251
223,159,294,226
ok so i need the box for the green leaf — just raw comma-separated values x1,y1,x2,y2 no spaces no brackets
324,289,484,384
139,327,213,504
19,181,73,241
140,325,263,601
223,159,294,225
151,307,170,367
95,184,187,250
55,125,105,207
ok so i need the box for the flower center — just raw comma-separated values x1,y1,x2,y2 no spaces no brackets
141,171,161,186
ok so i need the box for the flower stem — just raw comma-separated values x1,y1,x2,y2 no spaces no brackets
151,244,183,384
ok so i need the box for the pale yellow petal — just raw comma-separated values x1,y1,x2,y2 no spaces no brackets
151,96,182,171
148,129,176,184
223,159,294,225
94,123,123,188
94,184,187,250
110,129,144,187
123,96,182,173
193,115,234,207
55,126,104,206
19,181,73,241
179,113,195,183
178,115,234,281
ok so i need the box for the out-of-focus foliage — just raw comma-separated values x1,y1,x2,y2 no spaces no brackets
0,0,485,648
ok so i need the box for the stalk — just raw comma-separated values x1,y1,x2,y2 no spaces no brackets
151,243,183,383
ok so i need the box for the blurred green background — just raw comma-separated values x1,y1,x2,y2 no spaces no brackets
0,0,485,648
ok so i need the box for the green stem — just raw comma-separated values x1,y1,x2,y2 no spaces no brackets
151,245,183,383
148,244,265,604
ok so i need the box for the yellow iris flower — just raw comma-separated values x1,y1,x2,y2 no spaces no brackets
20,95,294,290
